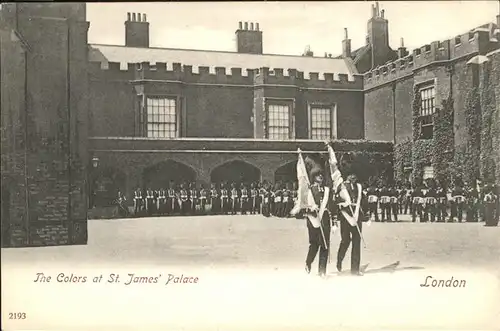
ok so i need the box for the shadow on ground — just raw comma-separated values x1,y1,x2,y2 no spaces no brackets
330,261,425,277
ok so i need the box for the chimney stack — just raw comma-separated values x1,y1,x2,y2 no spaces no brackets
235,21,263,54
381,9,385,19
398,37,408,58
125,12,150,48
342,28,352,58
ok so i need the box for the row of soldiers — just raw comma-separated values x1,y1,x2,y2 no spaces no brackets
365,181,499,225
116,179,499,226
120,181,299,218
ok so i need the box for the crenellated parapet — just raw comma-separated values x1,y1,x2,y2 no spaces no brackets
88,61,363,89
253,67,363,90
364,25,498,89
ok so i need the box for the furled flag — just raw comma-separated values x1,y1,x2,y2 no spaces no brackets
326,142,359,226
290,148,316,217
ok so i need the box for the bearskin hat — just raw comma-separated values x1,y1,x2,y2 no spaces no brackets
304,153,326,183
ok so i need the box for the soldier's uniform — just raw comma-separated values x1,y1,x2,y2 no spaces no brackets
230,183,239,215
116,191,129,217
156,188,167,215
240,184,249,214
250,183,259,214
167,185,177,215
396,186,404,214
389,186,399,222
304,170,335,277
436,185,447,222
199,185,208,214
411,186,425,222
379,186,391,222
179,184,189,215
145,188,156,216
283,183,293,217
336,176,367,276
483,185,498,226
189,183,198,215
451,186,466,222
291,182,298,216
209,183,219,214
404,186,413,215
273,184,284,217
366,185,379,222
466,186,479,222
220,184,229,214
133,188,144,216
424,186,438,222
261,185,270,217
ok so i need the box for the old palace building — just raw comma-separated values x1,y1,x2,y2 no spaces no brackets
1,2,499,246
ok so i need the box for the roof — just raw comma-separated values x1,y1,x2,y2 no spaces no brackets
88,44,359,79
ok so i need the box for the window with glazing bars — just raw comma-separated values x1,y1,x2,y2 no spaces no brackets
310,106,332,140
146,97,177,138
419,85,436,139
267,104,290,140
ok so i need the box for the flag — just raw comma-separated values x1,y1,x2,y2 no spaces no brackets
290,149,316,216
327,143,344,193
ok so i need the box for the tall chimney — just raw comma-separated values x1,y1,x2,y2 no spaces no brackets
235,21,263,54
342,28,351,58
125,12,150,47
398,37,407,58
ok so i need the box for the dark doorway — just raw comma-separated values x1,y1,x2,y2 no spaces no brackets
93,166,127,207
210,160,260,184
143,160,197,189
274,161,297,184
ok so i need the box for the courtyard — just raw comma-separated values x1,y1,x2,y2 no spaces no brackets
2,215,500,330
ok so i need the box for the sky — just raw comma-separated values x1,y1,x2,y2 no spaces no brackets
87,1,499,57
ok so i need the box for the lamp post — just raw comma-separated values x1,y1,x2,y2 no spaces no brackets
89,156,99,208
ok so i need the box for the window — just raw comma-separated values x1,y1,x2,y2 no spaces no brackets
419,85,436,139
146,97,177,138
267,104,290,140
310,106,332,140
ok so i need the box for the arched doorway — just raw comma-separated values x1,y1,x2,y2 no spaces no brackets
210,160,260,184
274,161,297,184
143,160,196,189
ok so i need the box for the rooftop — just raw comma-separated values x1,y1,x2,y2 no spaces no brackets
88,44,359,79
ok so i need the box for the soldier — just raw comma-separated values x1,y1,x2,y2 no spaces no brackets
451,181,466,222
396,184,404,215
411,184,425,222
483,184,498,226
291,182,298,214
366,181,379,222
272,183,283,217
116,190,129,217
189,182,198,215
220,183,229,214
209,183,219,214
466,183,479,222
230,183,239,215
145,187,156,216
157,187,167,216
179,183,189,215
260,183,269,216
167,182,177,215
133,187,143,216
389,184,399,222
336,173,368,276
199,184,208,214
404,183,413,215
436,183,448,222
303,155,335,277
250,183,259,214
379,184,391,222
283,182,293,217
424,180,438,223
239,183,248,215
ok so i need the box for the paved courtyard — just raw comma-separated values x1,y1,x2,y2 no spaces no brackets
2,215,500,330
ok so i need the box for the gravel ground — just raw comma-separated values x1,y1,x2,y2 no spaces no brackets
2,215,500,331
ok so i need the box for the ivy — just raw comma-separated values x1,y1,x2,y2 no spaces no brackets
394,138,412,185
412,86,422,141
464,86,481,185
479,63,497,184
432,96,454,187
411,139,432,186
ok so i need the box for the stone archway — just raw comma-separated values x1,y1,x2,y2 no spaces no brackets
274,161,297,184
142,160,197,189
93,166,127,207
210,160,261,185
